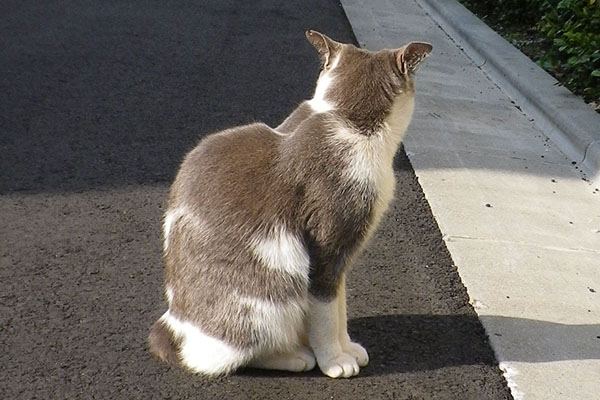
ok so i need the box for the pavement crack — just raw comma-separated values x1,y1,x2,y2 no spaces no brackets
442,234,600,255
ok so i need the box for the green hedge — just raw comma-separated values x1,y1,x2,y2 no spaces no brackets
461,0,600,104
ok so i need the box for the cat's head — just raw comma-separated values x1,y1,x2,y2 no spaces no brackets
306,30,432,134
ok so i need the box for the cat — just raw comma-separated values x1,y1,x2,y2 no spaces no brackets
148,30,432,378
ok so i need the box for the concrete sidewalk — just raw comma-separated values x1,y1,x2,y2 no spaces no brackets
341,0,600,399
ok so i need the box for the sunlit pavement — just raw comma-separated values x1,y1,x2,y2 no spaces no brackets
342,0,600,398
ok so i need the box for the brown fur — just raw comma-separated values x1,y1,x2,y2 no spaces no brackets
149,30,432,375
148,319,181,365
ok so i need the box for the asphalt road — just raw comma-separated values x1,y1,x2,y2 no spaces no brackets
1,1,513,398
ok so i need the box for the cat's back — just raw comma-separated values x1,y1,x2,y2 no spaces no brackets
170,122,284,210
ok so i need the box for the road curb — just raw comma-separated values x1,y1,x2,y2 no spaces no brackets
417,0,600,184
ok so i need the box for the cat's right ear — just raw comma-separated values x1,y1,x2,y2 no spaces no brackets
305,30,341,69
396,42,433,75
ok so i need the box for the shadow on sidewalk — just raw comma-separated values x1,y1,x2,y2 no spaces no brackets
345,314,599,376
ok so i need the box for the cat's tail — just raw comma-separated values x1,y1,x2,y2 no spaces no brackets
148,311,253,376
148,317,180,366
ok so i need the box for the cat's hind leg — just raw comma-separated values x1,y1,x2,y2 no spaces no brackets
248,347,316,372
157,310,252,376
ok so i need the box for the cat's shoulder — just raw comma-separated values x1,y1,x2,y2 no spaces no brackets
188,122,281,157
210,122,282,143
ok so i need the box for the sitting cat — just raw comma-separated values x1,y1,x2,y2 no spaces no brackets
149,30,431,378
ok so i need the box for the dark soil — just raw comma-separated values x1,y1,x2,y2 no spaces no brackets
0,0,513,398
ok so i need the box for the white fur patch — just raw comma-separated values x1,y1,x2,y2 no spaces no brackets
163,206,207,251
330,124,397,189
160,310,251,375
249,225,310,278
239,296,307,351
307,97,334,114
165,287,174,306
329,93,414,185
163,210,178,250
308,72,334,113
308,55,340,113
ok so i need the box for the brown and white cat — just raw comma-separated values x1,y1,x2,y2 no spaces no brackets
148,31,432,378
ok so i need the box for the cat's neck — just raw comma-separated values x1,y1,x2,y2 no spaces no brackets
306,59,410,136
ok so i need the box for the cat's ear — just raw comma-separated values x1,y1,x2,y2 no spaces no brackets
305,30,342,69
396,42,432,75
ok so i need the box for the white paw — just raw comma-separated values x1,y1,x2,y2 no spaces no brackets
318,353,360,378
249,347,316,372
342,341,369,367
282,355,313,372
296,347,317,371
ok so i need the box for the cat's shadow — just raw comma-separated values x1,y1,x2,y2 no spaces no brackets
240,313,495,378
347,313,497,376
241,313,600,378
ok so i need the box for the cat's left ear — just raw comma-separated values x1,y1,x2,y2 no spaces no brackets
306,30,342,69
396,42,433,75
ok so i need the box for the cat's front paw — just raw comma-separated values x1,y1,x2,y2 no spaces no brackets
317,353,360,378
342,341,369,367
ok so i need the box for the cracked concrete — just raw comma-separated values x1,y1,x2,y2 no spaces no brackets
442,235,600,255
